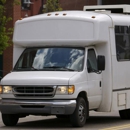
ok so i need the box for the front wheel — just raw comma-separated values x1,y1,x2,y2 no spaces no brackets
2,114,19,126
70,97,87,127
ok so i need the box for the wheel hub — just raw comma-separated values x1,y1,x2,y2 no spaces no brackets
78,103,85,122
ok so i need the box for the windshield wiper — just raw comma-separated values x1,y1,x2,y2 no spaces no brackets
16,66,75,71
16,67,38,70
43,66,75,71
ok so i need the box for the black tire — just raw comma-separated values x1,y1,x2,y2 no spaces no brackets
2,114,19,126
127,109,130,118
56,115,69,118
70,97,87,127
119,109,130,119
119,110,128,119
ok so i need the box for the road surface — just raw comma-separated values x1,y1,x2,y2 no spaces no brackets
0,111,130,130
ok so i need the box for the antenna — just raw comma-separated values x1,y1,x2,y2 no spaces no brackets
24,0,33,7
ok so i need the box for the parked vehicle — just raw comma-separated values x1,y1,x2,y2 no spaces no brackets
0,5,130,127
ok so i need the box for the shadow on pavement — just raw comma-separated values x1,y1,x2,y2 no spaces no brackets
1,115,129,129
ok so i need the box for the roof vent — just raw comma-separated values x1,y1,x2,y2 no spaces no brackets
83,5,130,13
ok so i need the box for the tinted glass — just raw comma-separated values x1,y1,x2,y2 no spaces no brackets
115,25,130,61
14,47,85,71
87,49,97,72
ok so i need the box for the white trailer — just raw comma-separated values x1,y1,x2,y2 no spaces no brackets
0,5,130,127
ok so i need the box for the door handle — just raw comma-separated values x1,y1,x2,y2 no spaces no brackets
100,81,101,87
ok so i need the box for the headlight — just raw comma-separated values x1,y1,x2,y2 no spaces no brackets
56,85,75,95
0,86,2,94
3,86,12,93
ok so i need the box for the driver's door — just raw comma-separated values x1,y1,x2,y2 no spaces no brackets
87,48,102,109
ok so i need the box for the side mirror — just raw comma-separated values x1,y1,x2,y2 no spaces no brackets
97,55,105,71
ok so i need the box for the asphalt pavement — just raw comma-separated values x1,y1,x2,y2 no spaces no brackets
0,111,130,130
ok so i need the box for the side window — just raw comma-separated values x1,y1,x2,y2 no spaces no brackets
21,0,31,10
115,25,130,61
87,49,97,73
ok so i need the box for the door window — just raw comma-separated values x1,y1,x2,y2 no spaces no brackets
87,49,97,73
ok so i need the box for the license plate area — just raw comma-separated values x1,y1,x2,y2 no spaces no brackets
51,106,65,114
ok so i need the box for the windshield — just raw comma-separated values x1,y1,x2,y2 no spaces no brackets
14,47,85,71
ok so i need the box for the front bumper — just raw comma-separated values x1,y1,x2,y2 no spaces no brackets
0,99,76,115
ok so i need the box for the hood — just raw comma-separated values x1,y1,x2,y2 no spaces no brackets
1,71,78,85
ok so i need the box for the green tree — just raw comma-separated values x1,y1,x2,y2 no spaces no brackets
43,0,62,13
0,0,12,54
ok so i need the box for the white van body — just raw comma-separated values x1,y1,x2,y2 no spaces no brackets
1,5,130,127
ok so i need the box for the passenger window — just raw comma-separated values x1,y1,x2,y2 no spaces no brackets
115,25,130,61
87,49,97,73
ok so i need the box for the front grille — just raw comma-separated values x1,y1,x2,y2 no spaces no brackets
13,86,56,97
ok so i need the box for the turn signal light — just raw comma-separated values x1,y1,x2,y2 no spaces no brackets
68,86,75,94
0,86,2,94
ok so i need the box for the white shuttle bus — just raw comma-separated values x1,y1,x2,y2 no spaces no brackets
1,5,130,127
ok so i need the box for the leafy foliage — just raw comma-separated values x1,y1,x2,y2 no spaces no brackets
43,0,62,13
0,0,18,54
13,0,20,5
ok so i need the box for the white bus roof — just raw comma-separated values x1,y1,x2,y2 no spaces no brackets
13,11,113,47
13,10,130,47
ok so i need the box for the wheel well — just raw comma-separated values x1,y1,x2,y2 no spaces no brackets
77,91,88,102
